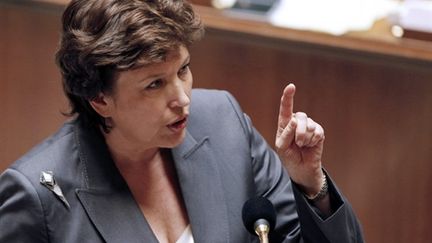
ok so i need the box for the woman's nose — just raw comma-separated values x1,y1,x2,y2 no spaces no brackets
168,82,190,108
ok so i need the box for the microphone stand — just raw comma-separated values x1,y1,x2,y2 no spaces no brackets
254,219,270,243
242,197,276,243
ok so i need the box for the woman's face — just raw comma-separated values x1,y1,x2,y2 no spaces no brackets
97,45,192,151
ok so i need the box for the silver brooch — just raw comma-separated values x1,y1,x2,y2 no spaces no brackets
40,171,70,209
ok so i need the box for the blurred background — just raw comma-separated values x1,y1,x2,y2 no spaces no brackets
1,0,431,242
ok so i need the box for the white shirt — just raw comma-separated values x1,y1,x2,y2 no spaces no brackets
176,225,194,243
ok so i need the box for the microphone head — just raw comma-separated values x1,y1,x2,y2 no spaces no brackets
241,196,277,235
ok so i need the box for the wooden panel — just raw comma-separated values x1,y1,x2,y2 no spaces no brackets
0,5,68,171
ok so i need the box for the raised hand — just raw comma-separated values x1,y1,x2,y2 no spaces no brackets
275,84,325,197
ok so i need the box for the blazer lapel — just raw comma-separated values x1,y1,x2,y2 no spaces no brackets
172,131,230,243
74,121,158,243
76,188,158,243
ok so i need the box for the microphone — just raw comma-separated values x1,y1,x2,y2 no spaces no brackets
242,197,276,243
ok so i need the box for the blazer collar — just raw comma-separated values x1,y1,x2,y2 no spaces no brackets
74,121,229,242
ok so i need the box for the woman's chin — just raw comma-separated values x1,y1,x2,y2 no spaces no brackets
161,130,187,148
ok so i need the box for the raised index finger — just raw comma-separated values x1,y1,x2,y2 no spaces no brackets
277,83,296,133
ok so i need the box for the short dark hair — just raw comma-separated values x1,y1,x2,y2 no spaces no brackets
56,0,204,131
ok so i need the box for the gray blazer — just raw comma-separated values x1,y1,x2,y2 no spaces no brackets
0,89,363,243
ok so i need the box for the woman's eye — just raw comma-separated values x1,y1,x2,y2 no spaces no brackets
146,79,163,90
178,63,190,76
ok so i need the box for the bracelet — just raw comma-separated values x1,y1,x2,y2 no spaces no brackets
305,174,328,202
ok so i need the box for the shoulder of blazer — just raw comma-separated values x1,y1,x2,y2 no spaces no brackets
190,89,250,136
11,121,76,173
7,120,83,200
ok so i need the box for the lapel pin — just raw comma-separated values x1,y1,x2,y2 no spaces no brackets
40,171,70,209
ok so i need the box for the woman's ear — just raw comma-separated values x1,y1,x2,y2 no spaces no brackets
89,93,113,118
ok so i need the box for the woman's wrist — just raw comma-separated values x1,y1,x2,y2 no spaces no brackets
304,173,328,202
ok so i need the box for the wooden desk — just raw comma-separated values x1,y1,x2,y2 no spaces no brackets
1,1,432,243
195,4,432,63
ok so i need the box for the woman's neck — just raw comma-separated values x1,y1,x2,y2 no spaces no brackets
102,130,160,168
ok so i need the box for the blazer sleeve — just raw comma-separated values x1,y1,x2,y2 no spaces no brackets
0,168,48,242
223,91,364,243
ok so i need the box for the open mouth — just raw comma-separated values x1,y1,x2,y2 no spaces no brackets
167,116,187,131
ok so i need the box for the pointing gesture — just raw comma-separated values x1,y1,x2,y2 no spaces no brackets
275,84,326,198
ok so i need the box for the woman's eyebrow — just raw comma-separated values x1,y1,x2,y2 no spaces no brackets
135,55,191,83
182,55,191,65
132,69,164,84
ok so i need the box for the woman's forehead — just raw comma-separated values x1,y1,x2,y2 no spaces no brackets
117,46,190,82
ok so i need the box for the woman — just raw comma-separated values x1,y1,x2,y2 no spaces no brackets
0,0,363,242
